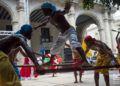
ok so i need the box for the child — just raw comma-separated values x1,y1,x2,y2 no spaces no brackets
72,49,84,83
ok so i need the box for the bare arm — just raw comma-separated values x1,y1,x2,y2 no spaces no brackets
17,47,28,57
18,36,40,69
61,1,72,15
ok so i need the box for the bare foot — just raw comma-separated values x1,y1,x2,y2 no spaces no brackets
74,81,78,83
79,80,83,83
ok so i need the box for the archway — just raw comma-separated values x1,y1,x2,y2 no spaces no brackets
0,5,12,39
76,14,101,42
0,5,12,31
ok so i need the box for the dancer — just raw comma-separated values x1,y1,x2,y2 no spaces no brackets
36,1,90,67
84,35,117,86
72,49,84,83
0,24,40,86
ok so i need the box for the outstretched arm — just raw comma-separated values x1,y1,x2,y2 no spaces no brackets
18,36,40,69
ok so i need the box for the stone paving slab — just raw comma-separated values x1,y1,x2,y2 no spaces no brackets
21,71,120,86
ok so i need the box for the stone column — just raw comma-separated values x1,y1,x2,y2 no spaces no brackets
108,11,116,52
103,10,113,49
17,0,31,46
12,20,19,32
24,0,30,24
16,0,25,29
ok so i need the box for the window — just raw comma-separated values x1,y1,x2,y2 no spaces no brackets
41,28,51,43
64,48,72,62
6,25,12,31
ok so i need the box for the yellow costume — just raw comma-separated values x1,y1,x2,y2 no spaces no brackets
0,51,21,86
116,54,120,64
95,53,112,74
82,40,92,57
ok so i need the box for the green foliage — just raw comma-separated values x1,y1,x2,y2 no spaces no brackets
83,0,94,9
83,0,120,9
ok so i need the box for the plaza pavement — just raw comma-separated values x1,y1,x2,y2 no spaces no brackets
21,70,120,86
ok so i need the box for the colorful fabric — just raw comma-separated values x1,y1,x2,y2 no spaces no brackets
95,53,112,74
0,51,21,86
116,54,120,64
73,58,84,73
82,40,92,57
49,57,58,70
44,58,50,63
20,57,31,78
84,35,93,42
12,63,21,80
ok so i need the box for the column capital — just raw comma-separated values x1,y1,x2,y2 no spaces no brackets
11,20,18,25
16,2,24,11
98,29,103,32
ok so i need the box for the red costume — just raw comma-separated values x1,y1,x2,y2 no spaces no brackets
20,57,31,78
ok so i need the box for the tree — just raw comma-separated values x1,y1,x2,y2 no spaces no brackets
83,0,120,9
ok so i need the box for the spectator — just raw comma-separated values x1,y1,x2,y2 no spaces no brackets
20,57,31,80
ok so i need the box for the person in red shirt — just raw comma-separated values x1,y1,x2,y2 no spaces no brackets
49,54,59,77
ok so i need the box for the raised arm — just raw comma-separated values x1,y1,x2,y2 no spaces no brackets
61,1,72,15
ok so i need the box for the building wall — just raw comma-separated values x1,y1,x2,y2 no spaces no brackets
0,0,120,56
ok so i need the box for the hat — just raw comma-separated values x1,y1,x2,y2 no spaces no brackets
16,24,32,34
84,35,94,42
41,2,56,12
